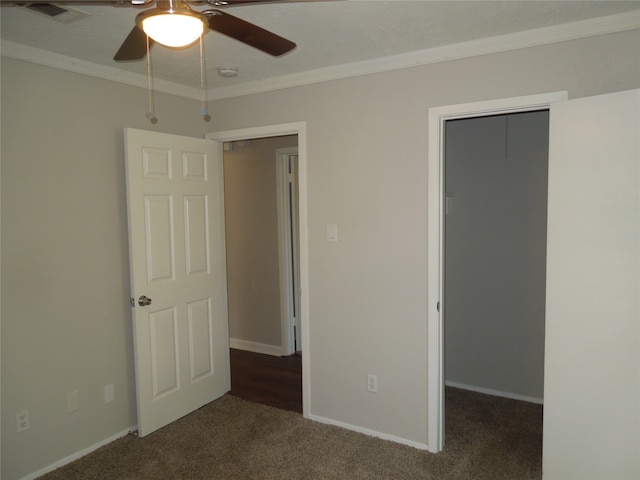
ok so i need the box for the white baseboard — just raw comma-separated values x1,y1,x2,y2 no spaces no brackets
445,380,544,405
308,414,428,451
229,338,283,356
20,426,136,480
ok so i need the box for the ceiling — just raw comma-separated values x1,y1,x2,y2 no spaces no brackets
2,0,639,98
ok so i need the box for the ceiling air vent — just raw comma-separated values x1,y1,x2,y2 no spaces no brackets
18,3,90,24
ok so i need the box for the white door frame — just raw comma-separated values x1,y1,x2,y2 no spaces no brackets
426,92,567,453
276,147,300,356
208,122,310,417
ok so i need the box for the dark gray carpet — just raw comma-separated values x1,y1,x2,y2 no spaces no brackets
38,387,542,479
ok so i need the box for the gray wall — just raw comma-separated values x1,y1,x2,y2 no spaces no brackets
1,27,639,480
1,58,208,480
444,111,549,401
223,135,297,352
209,29,639,448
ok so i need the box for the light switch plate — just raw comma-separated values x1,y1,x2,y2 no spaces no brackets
104,384,115,404
67,390,80,413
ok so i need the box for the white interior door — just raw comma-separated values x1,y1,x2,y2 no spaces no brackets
125,128,229,437
542,89,639,479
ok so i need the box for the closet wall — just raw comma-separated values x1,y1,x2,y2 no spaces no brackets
444,111,549,401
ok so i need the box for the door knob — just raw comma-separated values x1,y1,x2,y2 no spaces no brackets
138,295,152,307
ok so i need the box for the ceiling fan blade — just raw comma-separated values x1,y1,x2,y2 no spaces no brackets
204,10,296,57
114,26,153,61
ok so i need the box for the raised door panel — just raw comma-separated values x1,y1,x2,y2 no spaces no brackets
145,195,175,283
149,307,180,399
188,298,214,382
184,195,209,276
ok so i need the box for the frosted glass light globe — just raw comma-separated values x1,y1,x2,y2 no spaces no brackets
142,13,204,48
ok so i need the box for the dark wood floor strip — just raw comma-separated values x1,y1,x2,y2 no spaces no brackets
229,348,303,413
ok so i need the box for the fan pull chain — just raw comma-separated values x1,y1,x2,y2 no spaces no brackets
146,34,158,124
199,34,211,122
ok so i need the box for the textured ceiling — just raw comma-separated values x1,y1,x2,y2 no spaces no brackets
1,0,640,93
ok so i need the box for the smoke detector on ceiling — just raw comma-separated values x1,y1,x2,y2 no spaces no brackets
18,3,90,24
217,66,238,78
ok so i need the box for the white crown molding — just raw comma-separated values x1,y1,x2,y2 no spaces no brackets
0,40,203,101
1,12,638,101
208,11,640,100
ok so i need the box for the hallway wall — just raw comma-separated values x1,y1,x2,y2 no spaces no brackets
223,135,297,355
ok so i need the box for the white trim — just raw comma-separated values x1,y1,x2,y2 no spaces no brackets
229,338,283,357
209,123,303,143
18,426,136,480
0,41,203,101
426,91,568,454
276,147,300,356
208,13,639,100
308,414,428,451
445,381,544,405
207,122,311,418
426,107,444,454
2,13,638,101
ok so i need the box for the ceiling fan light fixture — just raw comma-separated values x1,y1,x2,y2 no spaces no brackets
138,8,205,48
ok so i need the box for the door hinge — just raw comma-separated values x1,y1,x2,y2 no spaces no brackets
437,301,440,312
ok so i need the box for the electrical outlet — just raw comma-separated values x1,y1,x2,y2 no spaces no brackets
16,410,30,432
367,374,378,393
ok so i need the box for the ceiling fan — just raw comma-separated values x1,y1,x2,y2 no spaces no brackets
7,0,297,61
115,0,297,61
4,0,298,123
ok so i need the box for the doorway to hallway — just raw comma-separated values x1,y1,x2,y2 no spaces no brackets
209,121,310,417
222,134,303,414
